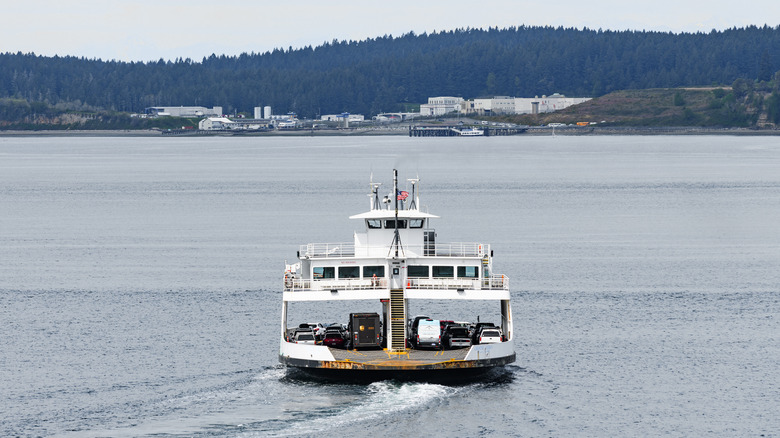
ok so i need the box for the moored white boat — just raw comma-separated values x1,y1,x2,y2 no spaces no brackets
456,127,484,136
279,170,514,380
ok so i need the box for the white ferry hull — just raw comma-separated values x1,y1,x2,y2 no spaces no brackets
279,170,516,382
279,338,515,381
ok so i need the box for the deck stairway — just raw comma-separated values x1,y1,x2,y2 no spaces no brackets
389,289,406,351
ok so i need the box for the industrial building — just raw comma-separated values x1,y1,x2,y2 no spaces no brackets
459,94,591,115
513,93,591,114
373,112,421,122
462,96,515,115
320,114,365,122
420,97,464,116
145,106,223,117
198,117,270,131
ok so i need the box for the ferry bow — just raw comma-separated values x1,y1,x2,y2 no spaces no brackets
280,170,515,380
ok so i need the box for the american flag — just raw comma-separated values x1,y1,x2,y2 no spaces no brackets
397,190,409,200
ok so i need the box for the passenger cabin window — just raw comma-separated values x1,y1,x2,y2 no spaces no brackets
458,266,479,278
363,266,385,278
407,265,429,277
338,266,360,278
432,266,454,278
409,219,424,228
384,219,407,229
313,267,335,279
367,219,381,229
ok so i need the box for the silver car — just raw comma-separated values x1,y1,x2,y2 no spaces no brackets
294,331,316,345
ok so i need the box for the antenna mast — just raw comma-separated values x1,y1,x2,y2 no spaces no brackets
390,169,403,258
408,177,419,210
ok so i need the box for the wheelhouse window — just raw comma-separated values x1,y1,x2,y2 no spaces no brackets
367,219,381,229
409,219,424,228
338,266,360,278
407,265,429,277
363,265,385,278
384,219,407,229
313,267,335,279
458,266,479,278
432,266,454,278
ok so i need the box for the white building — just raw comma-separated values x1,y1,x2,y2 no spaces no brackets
146,106,223,117
320,114,365,122
276,119,297,129
373,113,420,122
461,96,515,115
198,117,235,130
420,96,464,116
459,94,591,115
198,117,270,131
514,93,591,114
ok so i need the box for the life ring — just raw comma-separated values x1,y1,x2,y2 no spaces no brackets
284,272,293,289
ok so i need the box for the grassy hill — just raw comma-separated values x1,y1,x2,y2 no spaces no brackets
502,85,779,129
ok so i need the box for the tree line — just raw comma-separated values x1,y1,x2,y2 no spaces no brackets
1,25,779,118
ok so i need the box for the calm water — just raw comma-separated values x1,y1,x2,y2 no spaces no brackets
1,135,779,436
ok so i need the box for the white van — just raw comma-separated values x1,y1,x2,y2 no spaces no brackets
415,319,441,349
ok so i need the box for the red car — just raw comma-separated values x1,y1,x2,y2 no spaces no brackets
322,329,346,348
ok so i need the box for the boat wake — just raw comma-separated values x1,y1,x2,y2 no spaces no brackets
266,380,455,437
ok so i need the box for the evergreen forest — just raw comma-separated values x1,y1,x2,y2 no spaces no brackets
2,25,780,119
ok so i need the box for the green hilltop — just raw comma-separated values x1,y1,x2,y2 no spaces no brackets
2,25,780,129
503,79,780,129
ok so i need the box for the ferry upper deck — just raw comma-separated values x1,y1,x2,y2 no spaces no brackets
281,170,513,355
283,176,508,298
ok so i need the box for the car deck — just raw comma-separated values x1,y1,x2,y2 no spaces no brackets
328,347,470,367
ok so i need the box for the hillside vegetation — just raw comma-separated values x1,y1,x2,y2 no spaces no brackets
0,98,200,130
505,78,780,128
2,25,780,119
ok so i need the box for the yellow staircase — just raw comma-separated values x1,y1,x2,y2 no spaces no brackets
389,289,406,351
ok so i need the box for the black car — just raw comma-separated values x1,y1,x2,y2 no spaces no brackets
441,326,472,349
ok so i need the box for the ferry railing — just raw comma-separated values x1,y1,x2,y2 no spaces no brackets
300,242,490,258
406,275,508,291
284,277,388,292
283,275,508,292
301,243,356,258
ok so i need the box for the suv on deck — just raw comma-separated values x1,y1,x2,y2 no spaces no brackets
474,326,502,345
294,331,316,345
471,322,497,343
441,325,472,349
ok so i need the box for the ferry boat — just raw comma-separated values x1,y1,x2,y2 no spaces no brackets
280,170,515,380
456,127,484,136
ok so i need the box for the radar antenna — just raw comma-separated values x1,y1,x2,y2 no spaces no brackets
370,183,382,210
407,177,419,210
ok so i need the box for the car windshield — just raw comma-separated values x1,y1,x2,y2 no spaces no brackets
482,330,500,337
298,334,315,340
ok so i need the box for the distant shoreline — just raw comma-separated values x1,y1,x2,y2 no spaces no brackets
1,126,779,137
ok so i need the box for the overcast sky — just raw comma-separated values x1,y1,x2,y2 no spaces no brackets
4,0,779,62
